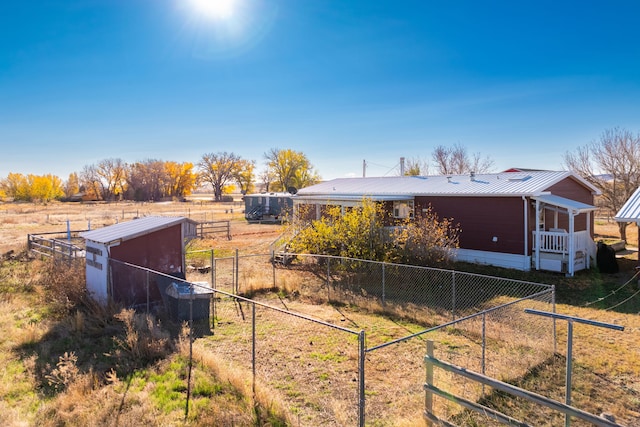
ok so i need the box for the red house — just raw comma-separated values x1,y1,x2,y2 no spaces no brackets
293,170,600,276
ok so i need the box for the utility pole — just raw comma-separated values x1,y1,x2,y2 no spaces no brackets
363,159,367,177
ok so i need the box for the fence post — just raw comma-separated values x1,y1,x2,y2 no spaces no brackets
271,249,276,288
146,270,150,314
326,257,331,302
482,311,486,395
252,302,256,401
211,250,216,290
235,249,239,294
358,330,366,427
185,283,194,421
425,340,434,427
552,286,557,354
211,250,217,331
451,271,456,321
565,320,573,427
382,263,386,305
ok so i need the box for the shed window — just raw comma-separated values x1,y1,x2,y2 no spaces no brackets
393,201,414,219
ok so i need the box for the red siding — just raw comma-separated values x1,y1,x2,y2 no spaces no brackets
109,224,184,306
545,177,594,204
544,177,595,236
415,196,527,255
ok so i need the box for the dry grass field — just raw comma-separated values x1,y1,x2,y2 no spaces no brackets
0,197,282,256
1,199,639,426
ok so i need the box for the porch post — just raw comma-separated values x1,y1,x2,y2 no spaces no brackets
586,212,591,269
523,196,529,271
535,199,541,271
568,213,575,276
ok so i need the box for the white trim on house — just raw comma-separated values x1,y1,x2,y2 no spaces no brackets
453,248,531,272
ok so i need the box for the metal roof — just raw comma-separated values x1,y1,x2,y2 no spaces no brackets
80,216,193,245
614,187,640,223
295,171,600,198
532,194,597,213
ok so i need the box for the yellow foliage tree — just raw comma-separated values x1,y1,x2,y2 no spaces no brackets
288,199,460,266
1,173,30,200
164,161,197,199
264,148,320,192
64,173,80,198
234,159,256,195
0,173,64,202
288,198,389,260
28,174,64,202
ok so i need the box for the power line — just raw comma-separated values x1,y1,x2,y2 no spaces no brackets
604,287,640,311
582,269,640,307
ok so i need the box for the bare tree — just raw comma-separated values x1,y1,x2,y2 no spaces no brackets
88,158,126,201
257,168,275,193
79,164,103,200
432,144,494,175
198,152,244,201
126,159,168,201
564,127,640,242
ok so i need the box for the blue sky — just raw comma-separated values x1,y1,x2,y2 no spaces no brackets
2,0,640,181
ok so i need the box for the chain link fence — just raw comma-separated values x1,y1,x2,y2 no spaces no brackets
105,252,555,426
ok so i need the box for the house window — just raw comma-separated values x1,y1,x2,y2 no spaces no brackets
393,200,414,219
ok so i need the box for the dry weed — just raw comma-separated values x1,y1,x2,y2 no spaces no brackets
45,351,80,392
37,258,87,315
114,309,173,362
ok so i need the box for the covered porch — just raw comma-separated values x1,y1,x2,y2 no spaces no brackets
531,194,597,276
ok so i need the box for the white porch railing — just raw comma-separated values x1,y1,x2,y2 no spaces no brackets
532,230,591,255
533,230,594,275
535,231,567,254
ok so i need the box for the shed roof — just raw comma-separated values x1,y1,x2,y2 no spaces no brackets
295,171,600,199
80,216,194,245
614,187,640,223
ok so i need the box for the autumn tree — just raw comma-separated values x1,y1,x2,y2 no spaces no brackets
80,158,126,201
0,173,63,202
164,161,197,199
0,173,29,200
287,198,460,266
390,206,460,265
97,158,126,201
234,159,256,195
198,152,245,201
563,127,640,242
79,165,102,200
288,198,389,260
64,173,80,198
125,159,166,201
28,174,64,202
264,148,320,192
403,157,429,176
432,144,494,175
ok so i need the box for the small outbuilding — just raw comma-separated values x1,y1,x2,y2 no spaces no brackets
80,216,197,306
243,192,294,222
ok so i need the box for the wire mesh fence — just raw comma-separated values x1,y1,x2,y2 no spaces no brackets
271,254,554,332
105,252,555,426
